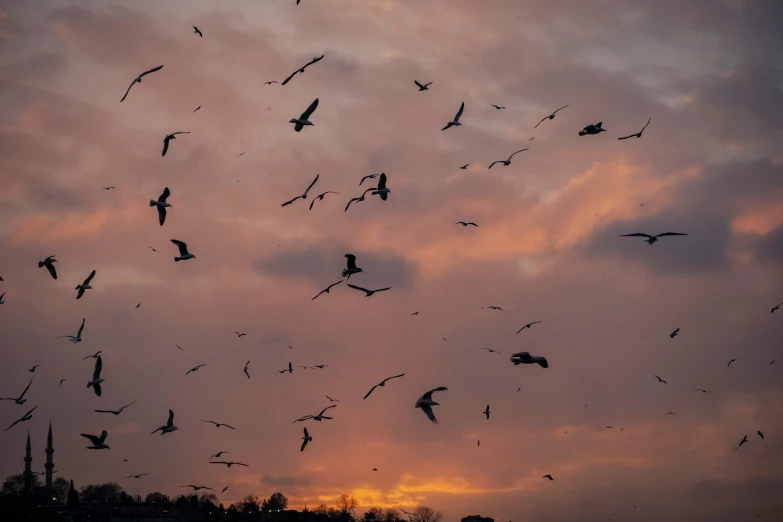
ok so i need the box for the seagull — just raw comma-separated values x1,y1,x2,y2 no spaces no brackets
179,485,212,491
135,303,140,309
477,440,480,447
120,65,164,102
758,431,764,440
414,80,432,91
491,104,506,110
543,474,554,481
4,405,38,432
56,317,86,343
670,328,680,338
309,191,340,210
81,351,102,361
341,254,363,279
363,374,405,400
313,364,328,369
510,352,549,368
488,149,528,169
534,105,569,128
27,365,39,373
0,292,4,304
481,348,501,354
194,106,201,112
312,280,343,300
293,405,337,423
281,55,324,86
281,174,319,206
487,306,503,311
371,173,390,200
203,420,235,430
162,132,190,157
95,401,135,415
149,247,158,253
693,388,713,394
455,221,478,227
578,122,606,136
75,270,96,299
210,461,247,468
126,474,149,479
618,118,651,140
738,435,748,448
348,284,390,297
325,395,340,403
0,378,33,405
151,410,178,435
620,232,688,245
185,364,206,376
289,98,319,131
209,452,229,460
770,301,783,313
441,102,465,130
149,187,172,226
102,186,116,190
59,379,66,385
415,387,448,424
193,26,203,37
665,412,676,417
38,256,57,280
516,321,542,333
171,239,196,261
411,312,420,315
727,359,736,367
359,173,379,186
344,188,376,211
221,487,229,493
243,361,250,379
483,405,490,420
460,164,468,169
655,375,668,384
235,332,247,337
278,362,294,374
264,81,278,85
87,356,104,396
301,428,312,451
81,431,110,450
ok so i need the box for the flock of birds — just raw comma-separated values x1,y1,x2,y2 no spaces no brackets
1,5,781,512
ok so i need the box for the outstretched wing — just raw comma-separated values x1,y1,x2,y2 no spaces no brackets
422,386,448,401
19,378,33,399
46,262,57,280
93,356,102,380
81,433,101,445
167,409,175,426
453,101,465,122
377,173,387,190
162,137,170,157
488,161,502,169
619,233,654,239
157,206,166,226
534,116,548,129
347,284,371,294
159,187,171,203
655,232,688,238
99,430,109,443
139,65,164,78
414,80,424,89
300,98,319,120
120,81,135,102
171,240,189,256
77,318,85,337
318,405,337,415
345,254,357,270
303,174,320,196
83,270,96,285
363,385,378,400
508,149,528,159
420,404,438,424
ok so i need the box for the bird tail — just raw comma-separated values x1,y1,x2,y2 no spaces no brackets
149,200,157,207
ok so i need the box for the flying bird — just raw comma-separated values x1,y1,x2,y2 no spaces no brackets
289,98,319,131
363,374,405,400
309,191,340,211
455,221,478,227
0,292,4,304
665,412,676,417
510,352,549,368
102,187,116,191
235,332,247,337
487,306,503,311
442,102,465,131
693,388,713,394
0,378,33,405
171,239,196,261
95,401,135,415
534,105,569,128
56,317,86,343
415,387,448,424
149,187,172,226
460,164,468,169
87,356,104,396
347,284,390,297
483,405,490,420
4,405,38,432
579,122,606,136
727,359,736,367
359,173,379,186
293,405,337,423
38,256,57,280
203,420,235,430
491,104,505,110
341,254,363,279
620,232,688,245
221,487,229,494
193,26,203,37
312,280,343,300
738,435,748,448
210,461,247,468
279,362,294,374
149,247,158,253
325,395,340,403
162,132,190,157
281,174,319,206
516,321,542,333
618,118,651,140
488,149,528,169
411,312,420,315
81,431,110,450
185,364,206,376
344,188,376,211
281,55,324,86
243,361,250,379
655,375,668,384
770,302,782,313
75,270,96,299
301,428,312,452
209,452,229,460
120,65,164,102
414,80,432,91
543,474,554,481
27,365,39,373
60,379,66,385
127,474,149,479
757,431,764,440
81,351,102,361
179,485,212,491
135,303,140,309
150,410,178,435
670,328,680,338
193,106,201,112
481,348,501,354
371,173,390,200
264,81,278,85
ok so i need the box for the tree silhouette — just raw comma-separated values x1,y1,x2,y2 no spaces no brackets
240,494,260,513
145,492,169,503
336,494,357,514
262,491,288,511
67,480,80,507
79,482,125,505
2,473,41,495
52,477,69,504
411,507,442,522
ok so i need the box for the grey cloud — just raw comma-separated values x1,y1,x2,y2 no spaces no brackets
260,474,313,488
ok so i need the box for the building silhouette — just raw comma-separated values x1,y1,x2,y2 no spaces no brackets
22,421,55,496
461,516,494,522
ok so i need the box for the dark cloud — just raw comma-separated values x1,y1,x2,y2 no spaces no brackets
260,474,313,488
754,224,783,264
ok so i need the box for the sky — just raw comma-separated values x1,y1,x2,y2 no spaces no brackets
1,0,782,520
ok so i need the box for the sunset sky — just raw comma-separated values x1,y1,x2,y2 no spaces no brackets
1,0,782,520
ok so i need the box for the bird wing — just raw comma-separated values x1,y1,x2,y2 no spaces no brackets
305,55,324,67
120,401,136,411
414,80,424,88
383,373,405,383
347,284,371,294
94,409,118,414
419,403,438,424
99,430,108,443
453,102,464,122
77,318,85,337
93,356,102,380
139,64,164,78
293,416,313,423
363,385,378,400
167,410,175,426
19,378,33,399
318,405,337,415
281,69,298,86
281,195,303,207
619,233,654,239
328,280,344,290
373,287,391,293
553,104,569,114
46,262,57,280
488,161,502,169
536,357,549,368
81,433,101,445
93,383,102,396
172,132,190,136
162,137,170,157
640,117,651,132
655,232,688,237
171,240,189,256
617,133,637,140
441,122,453,131
508,148,529,159
157,206,166,226
120,81,135,102
301,98,319,120
533,116,548,128
304,174,320,196
344,198,358,211
83,270,96,285
159,187,171,203
422,386,447,401
377,173,387,190
345,254,357,269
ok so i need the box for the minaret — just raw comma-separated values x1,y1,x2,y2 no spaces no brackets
23,431,33,494
45,421,54,490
